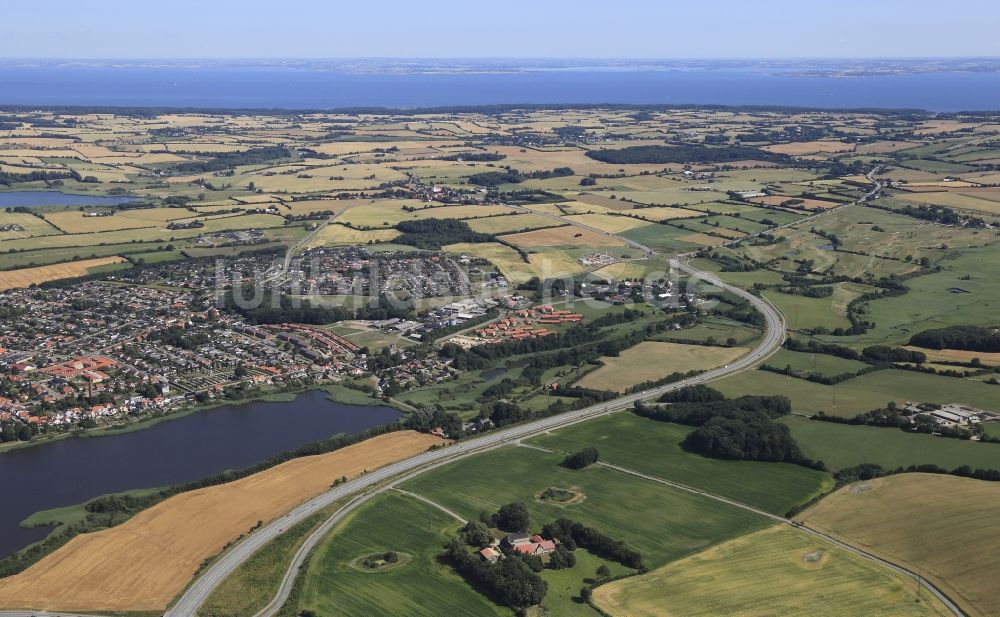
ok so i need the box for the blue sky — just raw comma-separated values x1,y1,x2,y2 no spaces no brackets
3,0,998,59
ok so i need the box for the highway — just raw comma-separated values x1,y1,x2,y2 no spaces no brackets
5,166,962,617
163,253,787,617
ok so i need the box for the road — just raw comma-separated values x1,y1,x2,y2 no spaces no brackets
8,167,957,617
162,252,786,617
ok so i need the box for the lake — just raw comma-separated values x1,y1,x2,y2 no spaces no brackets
0,390,401,559
0,191,138,208
1,64,1000,111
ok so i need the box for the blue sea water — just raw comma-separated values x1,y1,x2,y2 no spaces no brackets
1,65,999,111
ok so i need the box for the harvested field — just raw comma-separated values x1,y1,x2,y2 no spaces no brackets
676,232,728,247
562,213,653,233
305,223,401,247
499,225,624,248
0,212,62,240
593,525,947,617
0,431,441,612
763,140,855,155
443,242,531,283
464,213,558,234
592,260,663,281
44,208,196,234
526,249,590,278
800,473,1000,617
625,206,700,221
752,195,841,210
576,341,747,393
905,346,1000,366
282,199,358,216
895,190,1000,215
0,257,126,291
340,202,512,228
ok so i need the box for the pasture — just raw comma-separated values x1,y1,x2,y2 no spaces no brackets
0,432,441,612
781,416,1000,471
800,473,1000,617
812,241,1000,346
593,524,947,617
527,413,832,515
575,341,748,393
765,348,871,377
715,368,1000,417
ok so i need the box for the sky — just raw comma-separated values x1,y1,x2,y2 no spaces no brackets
2,0,999,60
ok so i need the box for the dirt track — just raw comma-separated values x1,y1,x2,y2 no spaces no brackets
0,431,441,612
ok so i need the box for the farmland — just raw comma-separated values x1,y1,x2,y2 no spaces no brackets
0,256,127,290
0,432,441,612
593,525,948,617
781,416,1000,471
527,413,832,515
499,225,625,248
402,446,770,569
298,492,507,617
574,341,749,393
715,368,1000,417
800,474,1000,617
3,105,1000,616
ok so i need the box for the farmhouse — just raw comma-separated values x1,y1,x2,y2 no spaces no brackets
496,532,558,558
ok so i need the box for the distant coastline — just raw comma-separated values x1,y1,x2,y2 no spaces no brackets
1,58,999,111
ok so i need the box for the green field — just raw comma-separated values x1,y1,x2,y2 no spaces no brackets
763,288,856,331
687,257,787,287
299,492,507,617
402,446,770,570
651,315,762,346
593,524,947,617
765,348,871,377
810,240,1000,347
716,368,1000,417
781,415,1000,471
527,413,832,515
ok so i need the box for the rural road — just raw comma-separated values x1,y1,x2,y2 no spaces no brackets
6,167,953,617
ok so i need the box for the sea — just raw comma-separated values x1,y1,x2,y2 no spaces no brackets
1,60,999,111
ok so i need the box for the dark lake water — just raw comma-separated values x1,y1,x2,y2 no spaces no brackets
1,65,999,111
0,390,400,559
480,368,507,382
0,191,138,208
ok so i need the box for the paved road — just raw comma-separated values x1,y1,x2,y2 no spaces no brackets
7,167,957,617
164,251,787,617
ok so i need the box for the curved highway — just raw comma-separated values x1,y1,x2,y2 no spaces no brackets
164,255,786,617
5,166,960,617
